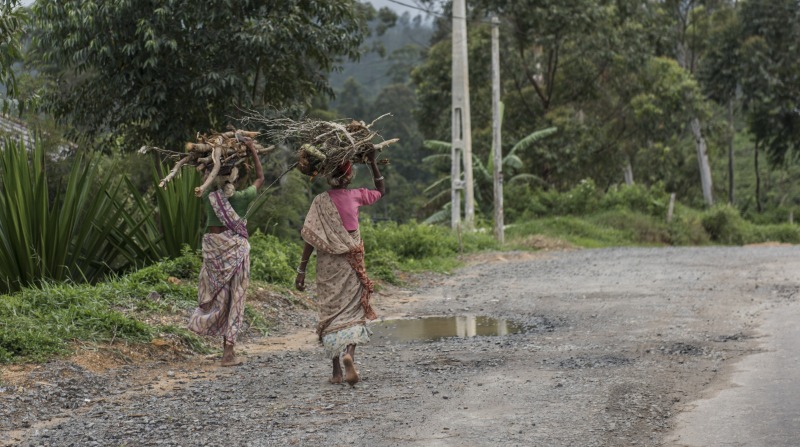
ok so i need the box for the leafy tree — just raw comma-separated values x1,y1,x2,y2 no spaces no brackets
34,0,369,150
412,2,717,203
0,0,30,113
699,0,800,210
737,0,800,167
660,0,739,205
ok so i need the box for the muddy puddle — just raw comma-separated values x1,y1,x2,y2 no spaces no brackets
369,315,534,344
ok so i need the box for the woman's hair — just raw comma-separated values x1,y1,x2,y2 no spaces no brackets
325,168,355,187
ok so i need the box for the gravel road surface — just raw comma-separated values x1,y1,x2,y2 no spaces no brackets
2,246,799,446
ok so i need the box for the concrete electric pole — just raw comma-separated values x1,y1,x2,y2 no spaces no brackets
491,16,503,244
451,0,474,230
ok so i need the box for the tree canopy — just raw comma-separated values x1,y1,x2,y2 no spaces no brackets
699,0,800,165
0,0,29,112
34,0,370,150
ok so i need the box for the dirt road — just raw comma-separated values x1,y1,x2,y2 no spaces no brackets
2,246,799,446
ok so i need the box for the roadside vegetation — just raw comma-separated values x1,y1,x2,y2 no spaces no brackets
504,180,799,248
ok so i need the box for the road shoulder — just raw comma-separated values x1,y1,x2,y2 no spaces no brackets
668,301,800,446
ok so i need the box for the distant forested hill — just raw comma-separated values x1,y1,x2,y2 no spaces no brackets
330,12,433,102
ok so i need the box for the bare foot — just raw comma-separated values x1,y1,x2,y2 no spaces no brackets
342,354,359,385
221,343,242,367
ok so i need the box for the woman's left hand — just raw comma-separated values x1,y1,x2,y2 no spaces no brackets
241,136,256,151
295,273,306,291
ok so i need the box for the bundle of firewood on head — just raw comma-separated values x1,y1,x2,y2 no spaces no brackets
240,112,399,181
139,127,275,197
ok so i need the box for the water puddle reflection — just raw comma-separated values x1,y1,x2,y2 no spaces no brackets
369,316,534,344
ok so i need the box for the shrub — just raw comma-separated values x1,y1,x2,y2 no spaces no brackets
249,231,305,286
365,248,401,283
666,215,711,246
701,205,800,245
504,185,548,222
701,205,749,244
360,220,498,282
589,211,670,245
555,179,600,215
600,183,669,218
361,220,498,259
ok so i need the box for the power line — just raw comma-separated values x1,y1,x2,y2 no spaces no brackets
384,0,531,37
385,0,453,19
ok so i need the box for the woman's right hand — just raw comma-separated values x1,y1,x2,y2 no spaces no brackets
295,273,306,291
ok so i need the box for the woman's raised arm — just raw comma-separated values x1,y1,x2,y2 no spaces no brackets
244,137,265,192
368,149,385,196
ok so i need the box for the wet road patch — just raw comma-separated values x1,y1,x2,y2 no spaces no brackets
369,315,537,344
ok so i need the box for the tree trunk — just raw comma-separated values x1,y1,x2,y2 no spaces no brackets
728,99,735,204
691,117,713,205
755,139,762,213
623,155,634,186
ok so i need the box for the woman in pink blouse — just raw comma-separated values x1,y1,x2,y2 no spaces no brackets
295,149,385,385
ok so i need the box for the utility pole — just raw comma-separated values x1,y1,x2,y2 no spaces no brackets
451,0,474,230
728,98,735,204
491,16,503,244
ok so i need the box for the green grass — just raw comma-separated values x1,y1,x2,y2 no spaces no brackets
0,250,201,363
508,216,637,248
0,221,500,363
360,219,499,282
506,206,799,249
244,304,272,337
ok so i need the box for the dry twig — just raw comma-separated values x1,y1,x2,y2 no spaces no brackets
239,110,399,176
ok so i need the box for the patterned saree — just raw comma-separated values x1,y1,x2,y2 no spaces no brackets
188,191,250,344
301,192,378,359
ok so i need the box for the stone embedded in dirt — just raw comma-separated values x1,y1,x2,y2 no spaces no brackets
559,356,630,369
167,371,175,378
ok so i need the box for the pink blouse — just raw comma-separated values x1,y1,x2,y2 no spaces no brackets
328,188,382,231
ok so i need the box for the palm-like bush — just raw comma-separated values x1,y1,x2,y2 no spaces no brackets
0,137,163,293
122,166,205,261
422,112,557,224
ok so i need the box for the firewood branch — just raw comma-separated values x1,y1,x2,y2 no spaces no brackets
194,147,222,197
